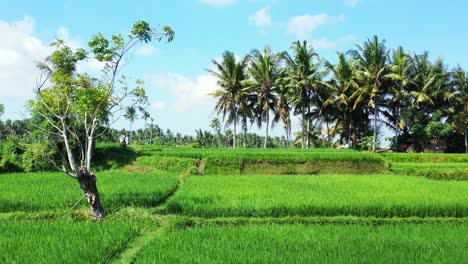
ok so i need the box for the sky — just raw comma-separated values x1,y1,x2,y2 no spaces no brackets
0,0,467,139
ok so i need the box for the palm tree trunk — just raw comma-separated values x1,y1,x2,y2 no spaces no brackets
264,110,269,149
307,105,311,149
233,116,237,149
150,120,154,145
373,103,378,152
301,110,305,149
285,126,290,148
243,118,247,148
394,106,400,152
465,127,467,154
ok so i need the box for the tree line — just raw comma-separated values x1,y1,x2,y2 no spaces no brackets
209,36,468,153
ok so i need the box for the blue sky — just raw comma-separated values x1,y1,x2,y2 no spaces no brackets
0,0,467,139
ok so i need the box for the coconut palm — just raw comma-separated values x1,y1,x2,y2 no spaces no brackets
273,79,292,147
350,35,390,151
322,53,360,146
208,51,249,149
384,47,413,150
246,46,283,148
449,66,468,153
283,41,321,148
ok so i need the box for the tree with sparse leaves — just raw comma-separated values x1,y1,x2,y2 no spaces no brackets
29,21,174,218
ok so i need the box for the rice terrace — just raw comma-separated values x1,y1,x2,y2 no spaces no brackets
0,1,467,263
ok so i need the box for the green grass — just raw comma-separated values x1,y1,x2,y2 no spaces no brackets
0,220,140,264
391,162,468,180
136,223,468,264
381,152,468,163
166,174,468,217
137,147,388,174
0,170,179,213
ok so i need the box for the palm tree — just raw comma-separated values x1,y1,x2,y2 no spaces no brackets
350,35,390,151
124,106,137,142
384,47,413,150
283,41,321,148
141,110,151,143
273,79,292,147
449,66,468,153
208,51,249,149
323,53,359,146
246,46,283,148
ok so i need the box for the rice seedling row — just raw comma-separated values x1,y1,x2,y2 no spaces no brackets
0,220,141,264
0,170,179,213
135,223,468,264
166,174,468,217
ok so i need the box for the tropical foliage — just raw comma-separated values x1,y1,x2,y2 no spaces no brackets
209,36,467,152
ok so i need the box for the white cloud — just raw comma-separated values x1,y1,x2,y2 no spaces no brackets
135,45,159,56
287,14,345,39
0,16,50,101
249,6,272,27
149,73,218,112
200,0,238,7
151,100,167,111
311,35,356,49
345,0,360,7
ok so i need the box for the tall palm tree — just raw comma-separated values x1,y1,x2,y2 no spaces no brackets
123,106,137,144
384,47,413,150
449,66,468,153
273,79,292,147
350,35,390,151
283,41,321,148
323,53,359,146
247,46,283,148
208,51,249,149
141,110,151,143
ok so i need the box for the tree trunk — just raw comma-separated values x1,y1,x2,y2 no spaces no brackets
373,103,378,152
326,121,330,148
233,116,237,149
301,111,305,149
348,117,353,148
285,126,290,148
150,120,154,145
243,123,247,148
264,110,269,149
77,168,105,219
86,137,93,171
307,104,311,149
465,127,467,154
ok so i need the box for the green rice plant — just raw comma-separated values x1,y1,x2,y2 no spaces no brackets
165,174,468,217
0,220,140,263
136,156,198,174
381,153,468,163
391,162,468,180
137,147,388,174
0,171,178,213
136,223,468,264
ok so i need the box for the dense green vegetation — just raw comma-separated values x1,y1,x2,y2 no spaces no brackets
166,174,468,217
137,224,468,264
138,147,388,175
0,170,178,213
0,147,466,262
391,162,468,180
381,152,468,163
0,220,140,263
209,38,467,153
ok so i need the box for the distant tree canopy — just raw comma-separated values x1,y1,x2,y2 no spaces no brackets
209,37,468,153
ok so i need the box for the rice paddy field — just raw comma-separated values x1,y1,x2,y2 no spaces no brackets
0,146,467,263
